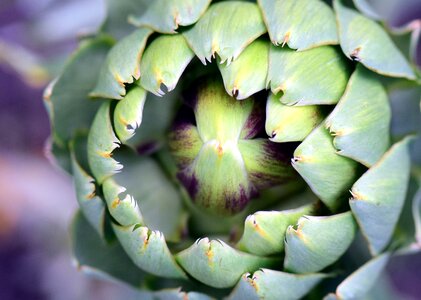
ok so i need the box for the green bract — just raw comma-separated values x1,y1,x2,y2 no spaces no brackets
45,0,421,299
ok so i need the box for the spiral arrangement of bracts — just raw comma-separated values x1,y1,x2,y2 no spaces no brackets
44,0,421,299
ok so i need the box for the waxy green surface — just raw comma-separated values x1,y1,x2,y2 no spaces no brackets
334,0,415,79
230,269,328,300
91,28,152,99
218,40,269,99
326,65,391,167
350,138,412,255
266,93,326,142
237,204,313,255
129,0,211,34
292,125,362,210
284,212,357,273
183,1,266,64
139,34,194,96
113,85,147,143
176,238,278,288
258,0,338,50
268,46,351,105
87,102,122,184
113,224,187,279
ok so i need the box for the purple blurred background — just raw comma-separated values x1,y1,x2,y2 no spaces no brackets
0,0,420,299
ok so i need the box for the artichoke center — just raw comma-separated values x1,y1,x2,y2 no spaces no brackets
169,80,295,215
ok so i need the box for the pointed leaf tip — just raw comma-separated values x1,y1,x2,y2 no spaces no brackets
87,102,122,184
268,46,351,105
176,238,277,288
113,85,147,144
350,137,413,255
113,223,187,279
129,0,211,34
91,28,152,100
326,65,391,167
139,34,194,96
218,40,269,100
334,0,416,79
258,0,338,50
293,125,362,211
183,2,266,64
284,212,357,273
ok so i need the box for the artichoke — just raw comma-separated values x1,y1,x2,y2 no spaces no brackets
45,0,421,299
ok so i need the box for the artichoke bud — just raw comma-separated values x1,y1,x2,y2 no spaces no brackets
169,81,295,215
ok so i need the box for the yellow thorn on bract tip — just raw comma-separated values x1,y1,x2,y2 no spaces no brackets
282,32,290,47
273,83,286,95
350,46,362,61
86,191,96,200
350,189,366,201
292,156,310,163
173,11,181,28
216,141,224,157
293,224,309,244
98,151,112,158
252,219,267,238
248,276,259,291
206,247,214,266
114,73,126,87
111,198,120,209
211,40,219,58
118,115,128,127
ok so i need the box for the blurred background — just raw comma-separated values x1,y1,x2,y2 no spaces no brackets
0,0,420,299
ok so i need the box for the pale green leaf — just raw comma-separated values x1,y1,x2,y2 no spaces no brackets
265,93,326,142
268,45,351,105
87,102,122,184
176,238,277,288
113,85,147,144
350,137,413,255
237,204,314,256
129,0,211,34
183,2,266,64
91,28,152,99
284,212,357,273
326,65,391,167
218,40,269,99
230,269,328,300
102,176,143,226
258,0,338,50
292,125,362,210
334,0,415,79
113,224,187,279
139,34,194,96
